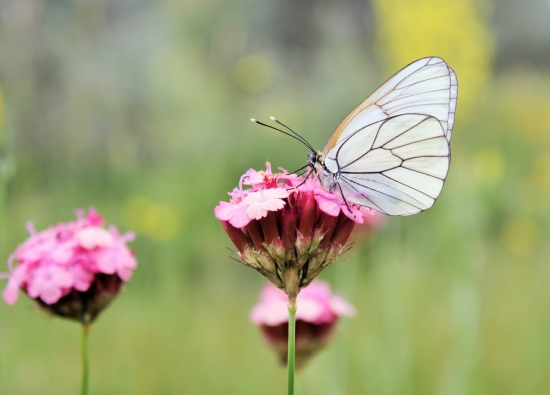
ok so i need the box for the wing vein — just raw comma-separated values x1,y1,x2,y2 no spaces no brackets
342,176,424,210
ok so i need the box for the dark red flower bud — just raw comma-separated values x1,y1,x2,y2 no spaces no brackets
246,219,265,251
260,211,279,245
331,213,355,246
221,221,249,254
298,192,316,238
281,207,298,250
317,211,339,249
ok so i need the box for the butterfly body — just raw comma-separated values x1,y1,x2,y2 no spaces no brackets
306,56,457,216
307,151,332,189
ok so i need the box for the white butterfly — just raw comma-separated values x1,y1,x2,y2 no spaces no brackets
306,56,457,216
254,56,457,216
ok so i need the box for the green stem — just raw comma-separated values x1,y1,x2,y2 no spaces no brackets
287,300,297,395
81,325,90,395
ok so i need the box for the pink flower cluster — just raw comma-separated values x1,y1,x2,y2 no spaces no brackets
215,163,367,301
1,208,137,306
215,163,364,229
251,280,355,367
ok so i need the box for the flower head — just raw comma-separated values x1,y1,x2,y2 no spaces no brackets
251,280,355,368
1,208,137,324
215,163,364,303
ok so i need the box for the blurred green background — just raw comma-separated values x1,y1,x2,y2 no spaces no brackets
1,0,550,394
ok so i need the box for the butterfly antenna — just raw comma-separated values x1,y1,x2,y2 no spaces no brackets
289,163,309,175
270,116,316,152
251,118,313,151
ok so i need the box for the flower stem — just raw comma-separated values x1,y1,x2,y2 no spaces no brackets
81,325,90,395
287,299,297,395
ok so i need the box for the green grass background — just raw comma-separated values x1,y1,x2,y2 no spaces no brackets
1,1,550,394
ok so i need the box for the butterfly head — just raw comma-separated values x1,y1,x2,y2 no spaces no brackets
307,151,325,171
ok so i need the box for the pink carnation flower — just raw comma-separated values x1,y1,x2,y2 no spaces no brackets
1,208,137,324
241,162,302,191
242,189,290,220
215,162,364,303
360,207,386,229
251,280,355,368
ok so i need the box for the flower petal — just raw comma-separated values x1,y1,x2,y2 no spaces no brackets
2,278,20,305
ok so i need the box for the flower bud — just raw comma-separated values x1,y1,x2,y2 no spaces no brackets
317,211,339,249
221,221,249,254
298,192,316,239
246,219,265,251
260,211,279,246
331,212,356,247
250,281,355,368
281,206,297,250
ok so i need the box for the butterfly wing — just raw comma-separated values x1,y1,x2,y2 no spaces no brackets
324,57,457,155
324,114,450,216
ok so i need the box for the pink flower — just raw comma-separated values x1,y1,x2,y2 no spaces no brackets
352,207,387,242
26,264,74,304
241,162,301,191
242,189,289,220
360,207,386,230
251,280,355,367
214,201,251,228
76,227,114,249
251,280,355,325
1,208,138,324
215,163,364,303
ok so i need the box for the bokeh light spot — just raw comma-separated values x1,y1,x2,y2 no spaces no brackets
502,216,539,256
124,196,181,241
233,54,274,93
531,153,550,191
142,205,181,241
474,148,505,183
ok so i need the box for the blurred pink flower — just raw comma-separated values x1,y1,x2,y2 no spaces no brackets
215,163,364,303
251,280,355,368
359,207,386,229
251,280,355,325
26,264,74,304
1,208,137,324
352,207,386,242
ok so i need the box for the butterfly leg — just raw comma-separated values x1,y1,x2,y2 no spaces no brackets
335,182,354,215
288,167,314,190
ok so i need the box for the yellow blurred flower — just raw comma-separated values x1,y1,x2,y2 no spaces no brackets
496,75,550,144
233,54,274,93
372,0,493,119
502,216,539,256
531,153,550,192
474,147,505,183
124,196,181,241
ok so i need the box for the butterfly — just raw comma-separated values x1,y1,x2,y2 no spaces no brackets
254,56,457,216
